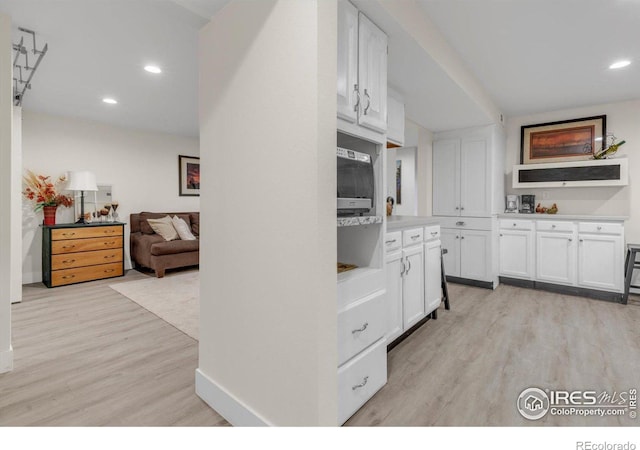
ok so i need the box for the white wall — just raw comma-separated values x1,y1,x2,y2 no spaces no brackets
505,99,639,241
0,12,14,373
393,147,417,216
11,107,22,304
197,0,337,426
21,111,200,283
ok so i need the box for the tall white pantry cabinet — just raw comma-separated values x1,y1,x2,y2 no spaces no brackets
432,124,505,287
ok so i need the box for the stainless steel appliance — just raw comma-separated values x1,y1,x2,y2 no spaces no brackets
337,147,374,216
505,194,519,213
520,194,535,214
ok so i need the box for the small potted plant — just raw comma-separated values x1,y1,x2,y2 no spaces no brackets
23,170,74,225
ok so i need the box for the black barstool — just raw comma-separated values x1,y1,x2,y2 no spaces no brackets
623,243,640,304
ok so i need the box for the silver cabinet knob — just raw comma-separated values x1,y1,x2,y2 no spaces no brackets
597,226,602,230
568,238,573,242
460,207,465,211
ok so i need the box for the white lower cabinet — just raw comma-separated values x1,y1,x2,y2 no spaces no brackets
402,244,425,329
536,230,576,285
499,219,534,279
440,228,460,277
578,234,623,292
384,249,403,343
424,239,442,314
440,226,493,284
338,337,387,425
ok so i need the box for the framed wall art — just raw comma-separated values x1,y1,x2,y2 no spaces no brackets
520,115,606,164
179,155,200,196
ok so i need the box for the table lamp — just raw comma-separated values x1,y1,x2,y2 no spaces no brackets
67,171,98,224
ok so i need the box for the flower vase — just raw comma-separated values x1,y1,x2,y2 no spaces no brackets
43,206,57,226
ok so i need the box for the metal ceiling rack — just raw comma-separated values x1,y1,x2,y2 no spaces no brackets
12,27,48,106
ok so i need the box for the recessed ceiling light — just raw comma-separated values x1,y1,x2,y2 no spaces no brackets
102,97,118,105
144,65,162,74
609,60,631,69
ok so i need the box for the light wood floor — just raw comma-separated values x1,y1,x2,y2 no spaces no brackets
0,270,228,426
347,284,640,426
2,273,638,426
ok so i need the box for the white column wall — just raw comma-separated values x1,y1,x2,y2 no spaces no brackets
0,12,14,373
11,106,21,304
197,0,337,425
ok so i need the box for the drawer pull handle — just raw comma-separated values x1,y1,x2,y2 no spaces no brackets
400,261,406,276
105,242,116,245
430,231,438,236
104,255,116,259
456,221,465,226
104,269,115,273
597,226,602,231
579,239,584,242
352,376,369,391
62,259,76,264
62,232,76,237
385,239,397,244
551,224,556,228
352,322,368,334
62,245,76,249
411,234,420,240
62,275,76,280
104,230,116,234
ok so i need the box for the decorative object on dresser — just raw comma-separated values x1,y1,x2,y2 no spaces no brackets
66,171,98,224
22,170,74,226
129,212,199,278
179,155,200,197
520,115,606,164
42,223,125,287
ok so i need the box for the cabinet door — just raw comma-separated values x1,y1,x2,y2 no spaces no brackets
357,12,387,133
424,239,442,315
337,0,359,123
387,94,404,146
440,229,460,277
402,245,425,329
460,138,489,217
460,230,491,281
432,140,460,216
384,250,404,342
536,232,576,285
578,234,623,292
499,229,534,279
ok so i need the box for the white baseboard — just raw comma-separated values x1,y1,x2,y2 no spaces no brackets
195,368,271,426
0,347,13,374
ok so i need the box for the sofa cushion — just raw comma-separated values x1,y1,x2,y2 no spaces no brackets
190,213,200,237
141,212,191,235
150,239,200,256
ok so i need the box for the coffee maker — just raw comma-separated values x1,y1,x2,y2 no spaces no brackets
520,194,535,214
505,195,519,213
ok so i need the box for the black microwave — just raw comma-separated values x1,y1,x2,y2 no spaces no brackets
337,147,374,216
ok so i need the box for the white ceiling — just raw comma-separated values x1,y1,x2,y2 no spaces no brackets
1,1,639,137
417,0,640,117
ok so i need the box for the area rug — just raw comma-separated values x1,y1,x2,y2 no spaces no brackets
110,271,199,340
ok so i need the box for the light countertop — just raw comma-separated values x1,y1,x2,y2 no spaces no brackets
498,213,627,222
386,215,440,231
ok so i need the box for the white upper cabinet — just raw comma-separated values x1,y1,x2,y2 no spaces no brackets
337,0,358,123
386,90,405,146
433,125,504,217
357,13,387,134
337,1,388,142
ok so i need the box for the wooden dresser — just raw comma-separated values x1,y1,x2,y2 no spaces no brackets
42,223,125,287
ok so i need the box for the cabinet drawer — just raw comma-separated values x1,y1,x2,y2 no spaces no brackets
338,290,386,366
51,262,123,287
338,338,387,425
578,222,623,235
384,232,402,253
402,228,424,247
51,249,123,270
499,219,533,231
52,236,123,254
51,226,122,241
438,216,493,231
536,221,575,233
424,225,440,241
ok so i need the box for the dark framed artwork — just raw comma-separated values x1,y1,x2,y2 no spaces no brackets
396,160,402,205
179,155,200,196
520,115,606,164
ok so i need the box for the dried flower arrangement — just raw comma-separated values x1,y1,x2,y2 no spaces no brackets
22,170,74,211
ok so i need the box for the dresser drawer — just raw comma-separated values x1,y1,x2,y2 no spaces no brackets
338,289,386,366
51,262,123,287
338,338,387,425
578,222,623,235
424,225,440,241
52,236,123,254
51,249,123,270
384,232,402,253
499,219,533,231
536,221,575,233
402,228,424,247
51,225,122,241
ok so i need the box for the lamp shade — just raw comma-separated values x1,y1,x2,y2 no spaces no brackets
66,171,98,191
